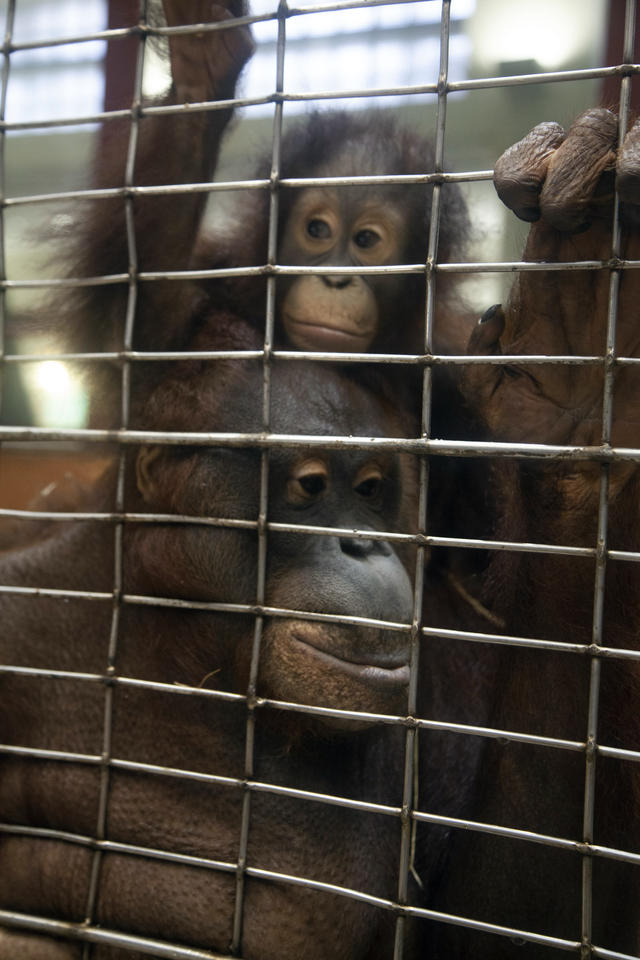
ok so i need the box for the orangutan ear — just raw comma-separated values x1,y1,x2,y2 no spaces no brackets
136,446,164,503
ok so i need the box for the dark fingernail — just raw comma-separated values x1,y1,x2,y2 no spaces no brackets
479,304,502,324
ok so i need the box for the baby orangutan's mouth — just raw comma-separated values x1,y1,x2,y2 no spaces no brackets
284,316,375,353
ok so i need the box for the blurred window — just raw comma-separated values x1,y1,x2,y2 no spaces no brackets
6,0,107,130
241,0,474,110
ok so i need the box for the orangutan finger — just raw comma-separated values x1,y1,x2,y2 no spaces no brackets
616,117,640,206
539,108,617,232
494,122,566,223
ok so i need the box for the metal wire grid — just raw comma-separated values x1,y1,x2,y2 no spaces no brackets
0,0,10,424
0,0,639,958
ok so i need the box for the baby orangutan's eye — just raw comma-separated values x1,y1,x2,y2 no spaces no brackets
354,228,381,249
307,219,332,240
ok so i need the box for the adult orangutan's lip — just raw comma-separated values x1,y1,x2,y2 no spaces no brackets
291,632,410,690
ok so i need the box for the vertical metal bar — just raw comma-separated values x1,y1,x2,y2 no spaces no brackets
81,7,148,956
230,3,287,952
393,3,451,957
580,2,636,956
0,0,15,423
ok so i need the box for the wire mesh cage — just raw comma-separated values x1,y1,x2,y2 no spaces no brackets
1,1,639,958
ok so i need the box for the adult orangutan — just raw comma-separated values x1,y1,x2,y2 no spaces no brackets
423,108,640,958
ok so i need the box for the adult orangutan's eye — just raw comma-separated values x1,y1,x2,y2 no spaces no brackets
288,459,330,504
354,465,384,501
